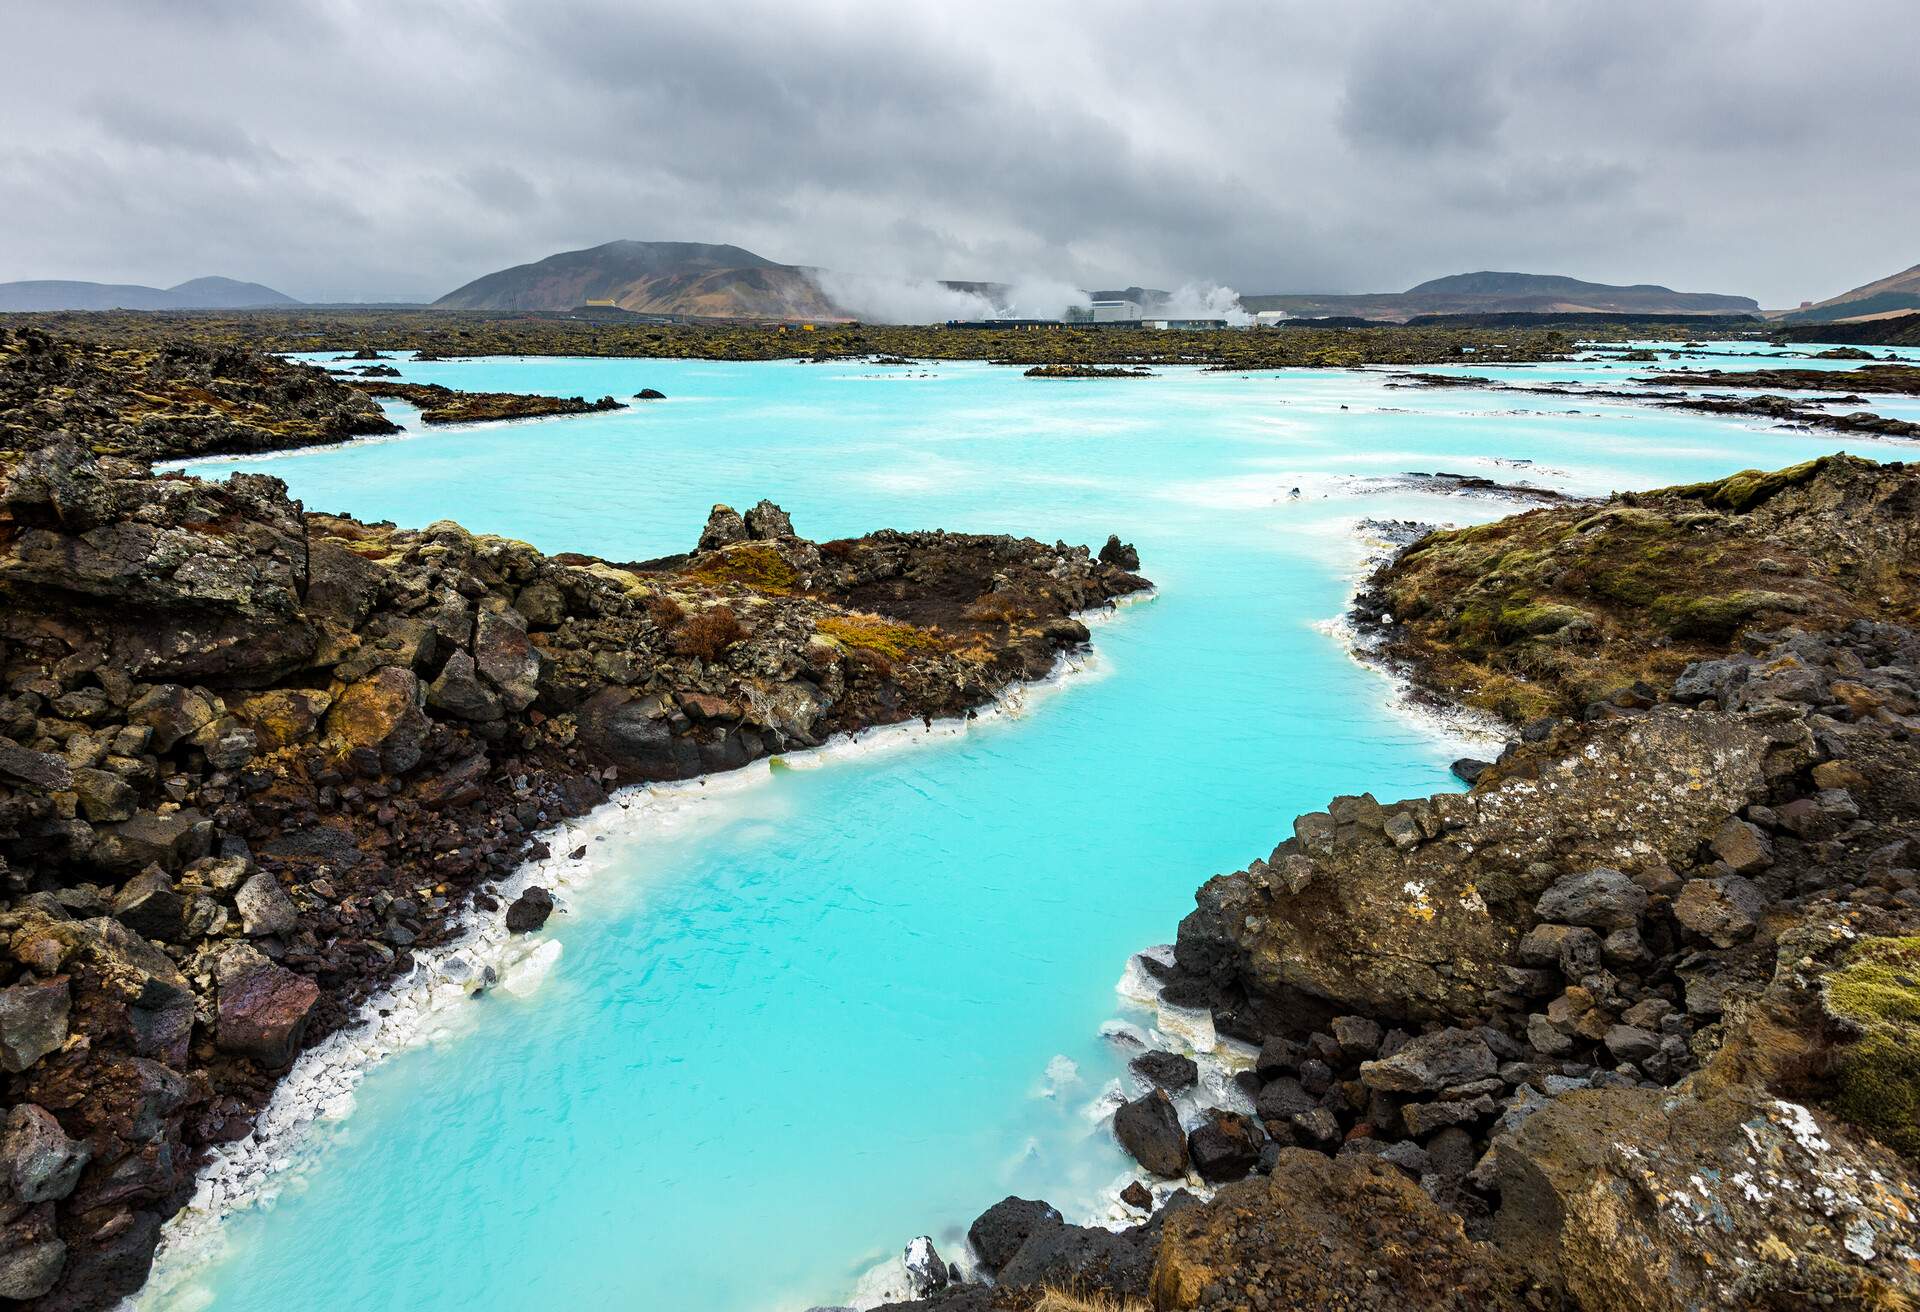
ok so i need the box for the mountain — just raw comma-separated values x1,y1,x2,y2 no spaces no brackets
1781,262,1920,324
1242,271,1758,322
435,240,841,320
0,276,299,311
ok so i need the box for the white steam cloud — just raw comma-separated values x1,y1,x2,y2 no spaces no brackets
1159,282,1252,326
814,270,1251,326
816,270,1091,323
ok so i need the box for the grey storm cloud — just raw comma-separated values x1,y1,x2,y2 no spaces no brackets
2,0,1916,305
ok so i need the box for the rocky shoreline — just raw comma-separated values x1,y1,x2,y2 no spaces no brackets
871,455,1920,1312
0,331,1149,1308
338,378,629,425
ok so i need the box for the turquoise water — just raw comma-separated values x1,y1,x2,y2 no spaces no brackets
150,347,1916,1312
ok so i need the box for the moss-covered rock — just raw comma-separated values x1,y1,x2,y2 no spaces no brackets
1362,454,1920,718
1823,936,1920,1159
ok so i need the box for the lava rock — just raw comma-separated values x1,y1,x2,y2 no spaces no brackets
1360,1027,1497,1093
1113,1088,1189,1178
235,871,300,938
1098,535,1141,571
967,1197,1061,1274
0,980,70,1073
214,945,320,1067
1188,1109,1263,1183
1131,1049,1198,1091
697,504,749,552
1533,866,1648,931
0,1105,89,1202
504,885,555,933
1672,875,1768,947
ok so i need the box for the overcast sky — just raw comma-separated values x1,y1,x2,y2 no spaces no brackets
4,0,1916,306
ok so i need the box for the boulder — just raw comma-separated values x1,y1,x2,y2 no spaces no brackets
1360,1027,1496,1094
94,809,209,874
426,650,502,721
1,1105,89,1202
1533,867,1647,931
235,871,300,938
966,1196,1061,1274
0,741,72,791
903,1236,947,1296
504,886,555,933
1130,1049,1198,1091
325,667,430,774
214,945,320,1067
229,687,333,750
0,980,70,1073
474,610,542,711
1098,535,1141,571
1173,706,1807,1028
1113,1088,1188,1178
111,868,184,942
1188,1109,1263,1183
1672,875,1768,947
697,504,748,552
743,499,795,540
996,1215,1163,1299
1151,1149,1532,1310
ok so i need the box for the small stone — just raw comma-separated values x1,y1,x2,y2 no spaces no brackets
1119,1180,1152,1210
1709,818,1774,875
1331,1015,1384,1056
235,871,300,938
112,867,185,941
1672,875,1768,947
1289,1105,1342,1144
1603,1024,1661,1064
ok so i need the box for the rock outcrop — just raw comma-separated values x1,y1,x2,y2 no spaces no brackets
1357,454,1919,719
1,326,396,462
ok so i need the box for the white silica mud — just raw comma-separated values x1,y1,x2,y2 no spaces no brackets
145,344,1918,1312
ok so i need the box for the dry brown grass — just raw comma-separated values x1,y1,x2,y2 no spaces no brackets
669,605,745,662
1033,1290,1149,1312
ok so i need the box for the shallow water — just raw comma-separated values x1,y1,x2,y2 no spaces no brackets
149,344,1916,1312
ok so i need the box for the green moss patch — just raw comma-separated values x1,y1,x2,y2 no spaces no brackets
1823,936,1920,1159
686,542,801,594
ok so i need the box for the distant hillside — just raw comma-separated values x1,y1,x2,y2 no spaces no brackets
1243,271,1758,322
1781,262,1920,324
0,276,299,311
435,240,841,320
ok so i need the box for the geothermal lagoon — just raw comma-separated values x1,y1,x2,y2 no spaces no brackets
142,345,1918,1312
